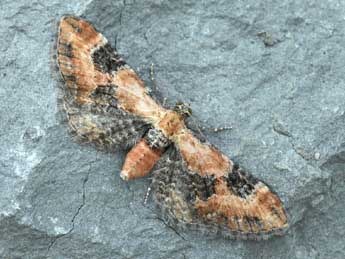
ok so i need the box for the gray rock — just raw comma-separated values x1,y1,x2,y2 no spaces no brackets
1,0,344,258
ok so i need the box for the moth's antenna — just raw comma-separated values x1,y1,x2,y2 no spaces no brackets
208,125,233,133
189,115,232,142
149,63,167,106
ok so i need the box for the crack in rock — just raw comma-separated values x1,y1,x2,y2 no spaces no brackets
114,0,127,50
155,216,186,241
46,163,91,255
143,203,187,242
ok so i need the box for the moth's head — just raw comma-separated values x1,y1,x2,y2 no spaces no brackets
173,101,192,117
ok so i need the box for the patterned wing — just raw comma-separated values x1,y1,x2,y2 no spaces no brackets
151,146,288,240
55,16,164,150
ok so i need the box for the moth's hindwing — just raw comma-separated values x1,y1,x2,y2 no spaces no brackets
151,147,288,240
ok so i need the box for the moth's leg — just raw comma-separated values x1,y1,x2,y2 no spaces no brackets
143,184,152,205
150,63,156,90
163,97,168,107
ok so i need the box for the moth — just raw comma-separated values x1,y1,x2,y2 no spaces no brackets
54,15,288,240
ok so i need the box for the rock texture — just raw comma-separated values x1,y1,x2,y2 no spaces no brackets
1,0,344,258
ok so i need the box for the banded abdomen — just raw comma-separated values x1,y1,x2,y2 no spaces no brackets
120,128,170,180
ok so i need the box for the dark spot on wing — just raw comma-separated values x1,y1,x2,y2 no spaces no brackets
58,42,73,58
226,165,258,198
62,74,77,82
92,43,126,74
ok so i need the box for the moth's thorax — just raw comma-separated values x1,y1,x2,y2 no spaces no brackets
157,110,185,138
145,128,170,149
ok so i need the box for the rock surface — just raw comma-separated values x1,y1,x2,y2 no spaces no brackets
1,0,344,258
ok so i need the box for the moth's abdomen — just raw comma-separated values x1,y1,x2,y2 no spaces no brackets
120,139,162,180
120,128,170,180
